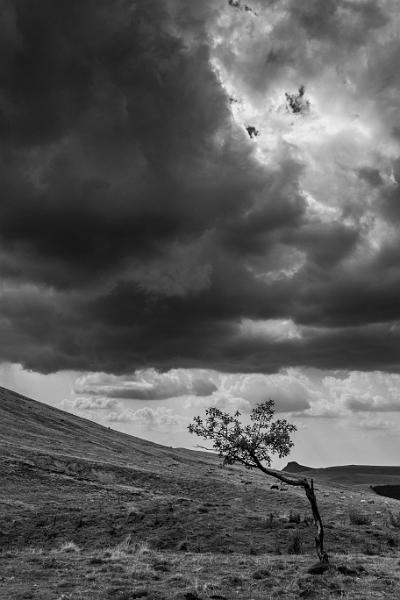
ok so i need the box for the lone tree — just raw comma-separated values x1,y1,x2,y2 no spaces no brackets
188,400,328,563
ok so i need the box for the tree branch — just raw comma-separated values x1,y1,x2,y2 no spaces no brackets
249,451,307,487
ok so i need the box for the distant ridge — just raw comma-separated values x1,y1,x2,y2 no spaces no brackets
282,461,313,473
282,460,400,486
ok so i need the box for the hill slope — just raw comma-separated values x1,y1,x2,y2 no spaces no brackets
1,385,312,554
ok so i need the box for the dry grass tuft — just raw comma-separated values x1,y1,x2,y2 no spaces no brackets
58,541,81,553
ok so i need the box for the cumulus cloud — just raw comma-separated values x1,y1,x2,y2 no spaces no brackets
0,0,399,377
215,371,312,412
291,370,400,419
74,367,313,413
72,396,120,411
108,406,186,431
62,392,184,432
324,371,400,413
75,369,217,400
69,364,400,423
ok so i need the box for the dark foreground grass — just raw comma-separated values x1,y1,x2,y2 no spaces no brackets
1,542,400,600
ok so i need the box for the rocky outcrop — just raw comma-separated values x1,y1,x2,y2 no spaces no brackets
282,461,313,473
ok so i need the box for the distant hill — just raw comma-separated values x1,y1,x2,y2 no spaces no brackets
283,460,400,486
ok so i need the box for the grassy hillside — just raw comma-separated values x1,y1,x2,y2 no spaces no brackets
1,386,400,599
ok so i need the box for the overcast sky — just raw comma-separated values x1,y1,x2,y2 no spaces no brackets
1,0,400,466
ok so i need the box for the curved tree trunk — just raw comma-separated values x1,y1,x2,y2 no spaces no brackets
303,478,328,563
248,455,329,563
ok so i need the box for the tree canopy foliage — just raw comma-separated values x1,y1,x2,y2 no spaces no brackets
188,400,296,469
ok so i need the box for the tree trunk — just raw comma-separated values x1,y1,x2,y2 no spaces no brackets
246,456,329,563
303,478,329,563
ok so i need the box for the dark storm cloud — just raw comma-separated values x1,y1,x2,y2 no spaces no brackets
0,0,400,375
0,0,276,289
283,222,360,269
357,167,384,189
381,157,400,221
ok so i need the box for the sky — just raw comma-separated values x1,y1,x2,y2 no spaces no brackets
1,0,400,467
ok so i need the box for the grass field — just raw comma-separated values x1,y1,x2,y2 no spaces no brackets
1,386,400,599
3,544,400,600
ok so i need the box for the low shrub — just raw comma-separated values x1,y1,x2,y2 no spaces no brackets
288,530,302,555
265,512,275,528
349,508,371,525
389,512,400,528
288,510,301,524
386,534,399,548
362,542,375,555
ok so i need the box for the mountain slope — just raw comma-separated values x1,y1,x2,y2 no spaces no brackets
0,385,209,467
0,385,311,554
